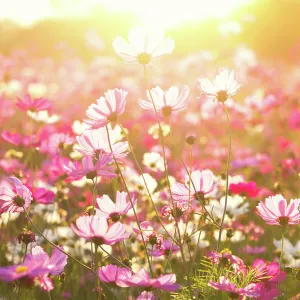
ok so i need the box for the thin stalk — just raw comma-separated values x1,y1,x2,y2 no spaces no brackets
143,64,191,297
216,103,232,252
47,291,52,300
278,228,285,294
22,206,94,275
117,122,176,244
105,125,153,276
99,246,133,271
22,244,28,263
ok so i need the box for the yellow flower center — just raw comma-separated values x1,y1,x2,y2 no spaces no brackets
137,52,151,65
16,265,28,274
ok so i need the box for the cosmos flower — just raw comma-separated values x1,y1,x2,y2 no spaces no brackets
171,170,219,202
149,240,180,257
16,94,51,112
76,128,128,159
0,177,32,214
64,152,116,181
71,215,130,245
208,276,261,298
198,69,241,103
139,86,189,117
229,181,260,198
85,89,127,129
256,194,300,226
137,291,155,300
142,152,164,172
98,264,132,287
124,268,179,292
96,191,136,221
113,26,175,65
133,221,163,246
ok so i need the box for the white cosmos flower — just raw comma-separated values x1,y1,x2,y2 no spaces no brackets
143,152,164,172
113,26,175,65
198,69,241,103
274,238,300,257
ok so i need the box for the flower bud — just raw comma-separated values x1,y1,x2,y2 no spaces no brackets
185,135,196,145
17,229,36,245
85,206,96,216
226,228,234,239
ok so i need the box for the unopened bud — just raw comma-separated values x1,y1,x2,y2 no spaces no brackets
226,228,234,239
17,229,36,245
185,135,196,145
85,206,96,216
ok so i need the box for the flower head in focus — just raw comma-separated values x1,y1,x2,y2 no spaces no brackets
85,89,127,129
71,215,130,245
256,194,300,226
96,191,136,221
113,26,174,65
198,69,241,103
139,86,189,117
0,177,32,214
98,264,132,287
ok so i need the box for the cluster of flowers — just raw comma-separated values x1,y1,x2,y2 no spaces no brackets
0,26,299,299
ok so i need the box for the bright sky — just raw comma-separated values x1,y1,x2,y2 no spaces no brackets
0,0,252,28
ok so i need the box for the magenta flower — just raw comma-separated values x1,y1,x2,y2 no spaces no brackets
64,153,116,181
198,69,241,103
208,276,261,298
76,128,128,159
33,188,55,204
229,181,260,198
125,268,179,292
256,194,300,226
16,94,51,112
207,250,247,275
149,240,180,257
96,191,136,221
171,170,219,202
139,86,189,117
71,215,130,245
0,177,32,214
84,89,127,129
25,246,68,276
98,264,132,287
137,291,155,300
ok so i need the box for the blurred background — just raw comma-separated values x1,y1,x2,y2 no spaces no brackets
0,0,300,62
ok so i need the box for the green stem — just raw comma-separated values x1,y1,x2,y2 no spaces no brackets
216,103,232,252
117,122,176,244
278,228,285,295
105,125,153,276
22,206,94,275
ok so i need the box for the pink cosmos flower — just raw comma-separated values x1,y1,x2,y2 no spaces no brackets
149,240,180,257
133,221,163,246
1,131,38,147
33,188,55,204
171,170,219,202
84,89,127,129
139,86,189,117
98,264,132,287
76,128,128,159
96,191,136,221
40,132,74,156
208,276,261,298
16,94,51,112
71,215,130,245
198,69,241,103
256,194,300,226
229,181,260,198
207,250,247,275
64,153,116,181
113,26,174,65
137,291,155,300
125,268,179,292
0,177,32,214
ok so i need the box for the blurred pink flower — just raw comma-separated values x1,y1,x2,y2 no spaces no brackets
0,177,32,214
139,86,189,117
33,188,55,204
85,89,127,129
137,291,155,300
208,276,261,298
98,264,132,287
133,221,162,246
71,215,130,245
256,194,300,226
64,153,116,181
125,268,179,292
229,181,260,198
149,240,180,257
113,27,174,65
16,94,51,112
96,191,136,221
198,69,241,103
76,128,128,159
171,170,219,202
